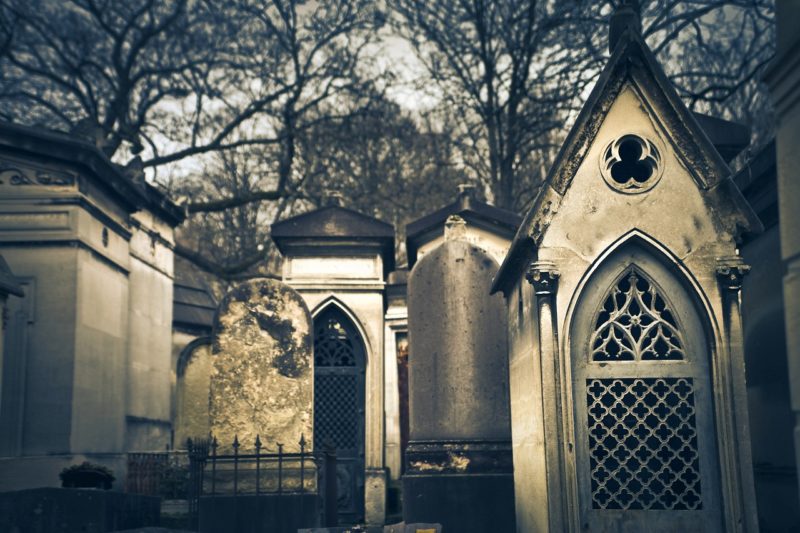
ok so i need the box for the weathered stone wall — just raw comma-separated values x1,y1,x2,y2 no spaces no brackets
768,0,800,510
407,239,510,442
174,341,213,448
125,211,175,451
209,279,312,452
741,225,800,530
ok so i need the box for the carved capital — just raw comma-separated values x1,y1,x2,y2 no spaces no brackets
525,262,560,295
716,258,750,291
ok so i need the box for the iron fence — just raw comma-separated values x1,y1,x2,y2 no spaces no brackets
126,452,170,495
187,434,337,530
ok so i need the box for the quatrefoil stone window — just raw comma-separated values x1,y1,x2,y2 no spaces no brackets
600,134,663,193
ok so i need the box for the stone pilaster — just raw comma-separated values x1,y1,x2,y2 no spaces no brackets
715,258,759,533
525,261,567,532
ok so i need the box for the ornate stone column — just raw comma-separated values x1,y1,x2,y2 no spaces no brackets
525,261,568,532
716,258,759,533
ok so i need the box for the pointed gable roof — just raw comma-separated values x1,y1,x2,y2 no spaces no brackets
491,28,762,295
406,188,521,267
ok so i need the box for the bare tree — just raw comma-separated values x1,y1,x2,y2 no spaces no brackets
0,0,386,278
391,0,775,211
298,95,470,263
171,148,288,280
0,0,224,157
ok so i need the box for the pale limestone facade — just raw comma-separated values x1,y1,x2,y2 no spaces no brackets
0,122,182,490
493,28,760,532
272,206,393,525
765,0,800,504
383,270,408,483
171,268,216,448
0,255,23,434
174,338,212,448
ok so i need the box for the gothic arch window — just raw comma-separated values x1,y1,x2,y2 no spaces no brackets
591,268,685,362
313,304,366,523
571,245,723,532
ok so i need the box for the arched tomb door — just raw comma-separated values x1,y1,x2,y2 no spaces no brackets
313,305,366,524
571,245,723,532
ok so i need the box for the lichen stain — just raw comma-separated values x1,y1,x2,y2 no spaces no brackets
448,452,470,472
209,279,313,452
410,461,445,473
253,309,305,378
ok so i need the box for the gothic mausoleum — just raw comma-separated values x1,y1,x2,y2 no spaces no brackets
0,2,799,532
492,13,761,533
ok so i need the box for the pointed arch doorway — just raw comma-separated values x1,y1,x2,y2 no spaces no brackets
313,305,366,524
570,243,724,532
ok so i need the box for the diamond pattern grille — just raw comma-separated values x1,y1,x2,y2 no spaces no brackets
315,374,358,450
587,377,702,511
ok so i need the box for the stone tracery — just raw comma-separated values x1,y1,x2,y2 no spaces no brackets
591,268,685,362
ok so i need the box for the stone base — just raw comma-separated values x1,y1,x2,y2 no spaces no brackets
0,487,161,532
199,493,319,533
402,472,515,532
402,439,515,531
0,454,129,492
364,467,387,526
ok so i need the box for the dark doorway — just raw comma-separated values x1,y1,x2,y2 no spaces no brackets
313,306,366,524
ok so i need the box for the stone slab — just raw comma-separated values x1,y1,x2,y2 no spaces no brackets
209,279,312,452
406,238,511,442
383,522,442,533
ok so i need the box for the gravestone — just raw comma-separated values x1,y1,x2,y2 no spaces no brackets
402,216,515,532
209,278,313,452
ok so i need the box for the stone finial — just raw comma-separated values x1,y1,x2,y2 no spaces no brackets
322,190,344,207
609,0,642,53
525,261,560,295
444,214,467,241
716,257,751,291
70,117,108,151
123,156,146,185
457,183,477,210
457,183,477,198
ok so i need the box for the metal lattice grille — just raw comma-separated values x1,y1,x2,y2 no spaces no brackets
315,374,358,450
587,377,702,510
592,269,684,362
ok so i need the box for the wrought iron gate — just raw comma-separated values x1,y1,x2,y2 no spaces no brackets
313,306,366,524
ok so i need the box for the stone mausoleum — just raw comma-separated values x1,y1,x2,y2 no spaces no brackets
0,2,799,532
